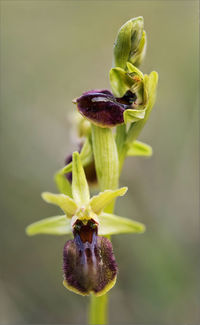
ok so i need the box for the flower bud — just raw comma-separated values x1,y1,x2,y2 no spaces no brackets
113,16,146,69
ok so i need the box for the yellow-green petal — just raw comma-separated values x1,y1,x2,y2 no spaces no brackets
90,187,128,215
98,213,145,235
26,215,71,236
41,192,77,217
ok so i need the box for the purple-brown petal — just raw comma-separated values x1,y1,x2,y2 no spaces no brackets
76,91,126,127
63,219,117,296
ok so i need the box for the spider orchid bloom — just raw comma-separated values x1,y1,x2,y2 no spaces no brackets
75,63,150,128
26,152,145,296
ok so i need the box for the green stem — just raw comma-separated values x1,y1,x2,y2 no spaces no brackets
89,294,108,325
89,124,119,324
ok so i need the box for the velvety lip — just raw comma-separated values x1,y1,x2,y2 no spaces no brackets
63,219,118,295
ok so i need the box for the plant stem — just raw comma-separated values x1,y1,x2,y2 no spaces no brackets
89,294,108,325
89,124,119,324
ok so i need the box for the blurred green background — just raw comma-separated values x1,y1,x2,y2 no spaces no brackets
0,1,199,324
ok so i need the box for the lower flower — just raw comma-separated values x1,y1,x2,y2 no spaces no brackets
63,219,117,296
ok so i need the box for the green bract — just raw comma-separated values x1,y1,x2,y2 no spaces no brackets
26,152,145,237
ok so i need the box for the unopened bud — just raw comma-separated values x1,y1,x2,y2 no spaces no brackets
113,16,146,69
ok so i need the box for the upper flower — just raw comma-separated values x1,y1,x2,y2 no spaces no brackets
26,152,145,296
75,63,150,128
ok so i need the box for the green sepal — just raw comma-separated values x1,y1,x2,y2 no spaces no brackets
126,71,158,144
72,152,90,206
123,108,145,124
54,171,72,197
41,192,77,217
109,67,134,97
26,215,71,236
132,30,147,67
99,213,146,235
90,187,128,214
146,71,159,109
127,140,152,157
126,62,143,79
58,137,93,176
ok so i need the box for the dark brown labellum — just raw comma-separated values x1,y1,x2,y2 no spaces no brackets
63,219,117,296
76,89,138,128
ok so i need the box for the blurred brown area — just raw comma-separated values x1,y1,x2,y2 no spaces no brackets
0,1,199,324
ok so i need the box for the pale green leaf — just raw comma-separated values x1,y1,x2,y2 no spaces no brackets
99,213,145,235
41,192,77,217
127,140,152,157
123,108,145,124
54,171,72,197
72,152,90,206
90,187,128,214
26,215,71,236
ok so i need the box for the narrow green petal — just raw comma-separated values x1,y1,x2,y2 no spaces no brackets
127,140,152,157
72,152,90,206
90,187,128,214
98,213,145,235
26,215,71,236
41,192,77,217
54,171,72,197
123,108,145,124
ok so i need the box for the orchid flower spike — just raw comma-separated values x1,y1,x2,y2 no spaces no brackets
26,152,145,296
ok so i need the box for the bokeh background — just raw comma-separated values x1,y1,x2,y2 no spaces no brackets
0,1,199,324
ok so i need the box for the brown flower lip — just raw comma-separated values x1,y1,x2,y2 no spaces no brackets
63,219,118,296
76,89,136,128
